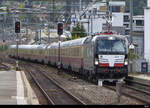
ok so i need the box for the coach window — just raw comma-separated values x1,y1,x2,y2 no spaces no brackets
55,49,56,56
69,47,71,57
64,48,66,56
73,48,75,57
75,47,77,56
51,49,53,56
49,49,51,56
61,48,63,56
76,47,78,56
53,49,54,56
77,47,79,56
74,47,76,56
70,48,72,57
67,47,69,57
51,49,54,56
77,47,79,57
53,49,55,56
72,47,74,57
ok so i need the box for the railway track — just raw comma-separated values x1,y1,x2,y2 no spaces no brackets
31,62,150,105
22,63,86,105
20,61,149,104
0,63,10,71
104,80,150,104
2,57,149,104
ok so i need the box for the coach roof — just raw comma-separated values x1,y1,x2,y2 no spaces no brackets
61,37,88,47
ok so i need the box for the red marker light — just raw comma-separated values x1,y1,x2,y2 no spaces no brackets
60,26,63,30
57,22,63,35
15,21,20,33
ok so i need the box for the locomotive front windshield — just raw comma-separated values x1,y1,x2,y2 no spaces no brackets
97,37,126,54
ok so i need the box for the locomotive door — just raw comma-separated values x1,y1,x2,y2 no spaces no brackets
83,43,94,71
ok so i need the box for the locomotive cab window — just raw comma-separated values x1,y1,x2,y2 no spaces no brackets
96,37,126,54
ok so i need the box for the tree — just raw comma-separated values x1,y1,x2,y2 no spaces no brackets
71,23,87,39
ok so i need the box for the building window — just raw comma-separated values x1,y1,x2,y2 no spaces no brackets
111,6,121,12
125,30,130,35
100,6,107,11
124,24,129,28
136,20,144,26
124,15,129,22
84,14,86,19
93,8,97,15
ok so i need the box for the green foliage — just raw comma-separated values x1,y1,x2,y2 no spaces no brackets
71,23,87,39
132,53,136,60
128,49,137,60
0,44,9,52
17,3,25,9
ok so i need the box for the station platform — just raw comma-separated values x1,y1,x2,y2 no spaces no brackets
0,70,39,105
128,73,150,81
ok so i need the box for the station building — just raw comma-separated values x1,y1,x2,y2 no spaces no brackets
71,0,127,35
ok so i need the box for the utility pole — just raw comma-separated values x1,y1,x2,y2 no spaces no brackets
88,16,90,36
91,14,93,35
130,0,133,73
52,0,55,27
48,24,50,43
80,0,82,11
40,27,41,44
16,33,19,71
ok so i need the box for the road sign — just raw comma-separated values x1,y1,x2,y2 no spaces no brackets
141,62,148,73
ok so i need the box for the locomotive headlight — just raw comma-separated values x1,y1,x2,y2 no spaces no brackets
124,60,128,65
108,37,115,40
95,59,99,65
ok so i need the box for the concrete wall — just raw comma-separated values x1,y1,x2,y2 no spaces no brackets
144,9,150,61
144,6,150,73
82,18,105,35
112,13,124,27
148,0,150,7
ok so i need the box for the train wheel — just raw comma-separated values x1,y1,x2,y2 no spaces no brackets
88,73,92,82
41,60,44,64
68,66,72,74
48,61,50,65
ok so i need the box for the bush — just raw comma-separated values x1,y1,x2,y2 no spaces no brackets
71,23,87,39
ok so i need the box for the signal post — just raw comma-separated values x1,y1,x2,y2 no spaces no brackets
57,22,63,74
15,21,20,71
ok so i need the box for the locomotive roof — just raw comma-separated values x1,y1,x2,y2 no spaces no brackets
92,34,127,41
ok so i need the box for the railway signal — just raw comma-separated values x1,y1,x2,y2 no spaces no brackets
15,21,20,33
57,22,63,35
15,21,20,71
